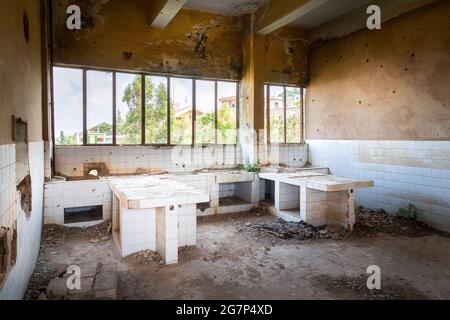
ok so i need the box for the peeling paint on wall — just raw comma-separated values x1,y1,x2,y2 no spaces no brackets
264,28,309,86
52,0,244,80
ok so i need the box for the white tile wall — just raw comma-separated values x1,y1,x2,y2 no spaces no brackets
279,183,300,210
120,206,156,257
0,141,44,300
259,144,308,167
44,179,112,225
177,204,196,247
308,140,450,233
44,141,52,180
0,144,16,227
55,145,244,177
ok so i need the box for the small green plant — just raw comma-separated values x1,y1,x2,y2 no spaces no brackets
242,162,261,173
397,203,418,220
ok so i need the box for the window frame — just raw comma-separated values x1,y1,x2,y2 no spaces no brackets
84,69,115,146
51,65,240,147
265,83,305,145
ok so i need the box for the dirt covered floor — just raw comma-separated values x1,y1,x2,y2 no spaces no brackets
25,209,450,300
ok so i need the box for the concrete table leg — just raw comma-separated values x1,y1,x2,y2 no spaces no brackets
112,195,120,233
156,205,179,265
274,181,281,211
346,189,356,231
300,187,327,227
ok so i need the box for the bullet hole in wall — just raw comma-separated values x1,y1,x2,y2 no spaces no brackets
411,53,416,58
123,51,133,61
23,11,30,43
366,59,370,63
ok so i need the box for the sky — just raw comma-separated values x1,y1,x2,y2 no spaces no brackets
53,67,238,136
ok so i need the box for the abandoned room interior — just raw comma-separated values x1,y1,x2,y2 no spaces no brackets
0,0,449,301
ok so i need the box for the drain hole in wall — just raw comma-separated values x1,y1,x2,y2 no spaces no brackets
89,169,99,177
23,11,30,43
197,202,211,212
64,205,103,224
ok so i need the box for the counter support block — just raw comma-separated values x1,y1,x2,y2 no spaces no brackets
119,206,156,257
156,205,179,265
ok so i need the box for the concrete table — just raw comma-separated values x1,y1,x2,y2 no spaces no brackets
259,172,374,230
104,175,209,264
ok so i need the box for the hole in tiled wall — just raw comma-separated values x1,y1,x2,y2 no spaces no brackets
0,223,17,287
83,163,109,179
197,202,211,212
13,117,32,218
64,205,103,224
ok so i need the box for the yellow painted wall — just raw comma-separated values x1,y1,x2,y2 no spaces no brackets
52,0,243,80
0,0,43,144
306,1,450,140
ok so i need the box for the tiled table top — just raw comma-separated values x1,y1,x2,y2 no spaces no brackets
103,175,209,209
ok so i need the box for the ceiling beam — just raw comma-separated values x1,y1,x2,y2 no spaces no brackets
256,0,330,35
150,0,188,29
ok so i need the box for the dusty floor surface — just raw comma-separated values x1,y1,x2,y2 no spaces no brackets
26,212,450,300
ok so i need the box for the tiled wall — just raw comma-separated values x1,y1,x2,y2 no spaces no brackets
259,144,308,167
307,140,450,233
44,141,52,180
44,179,112,225
55,145,244,177
0,141,44,300
54,144,309,177
120,206,156,257
0,145,16,227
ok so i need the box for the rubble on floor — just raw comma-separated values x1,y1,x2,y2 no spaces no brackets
239,218,341,240
239,206,442,241
353,206,438,237
126,250,164,266
45,262,118,300
25,222,111,299
312,274,428,300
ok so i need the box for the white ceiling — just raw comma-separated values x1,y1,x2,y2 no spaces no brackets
185,0,266,16
288,0,373,29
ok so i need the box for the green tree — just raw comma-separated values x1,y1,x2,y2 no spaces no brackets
119,78,238,145
120,76,168,144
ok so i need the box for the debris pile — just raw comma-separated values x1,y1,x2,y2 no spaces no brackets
313,274,427,300
43,220,111,244
239,218,345,241
354,206,436,237
128,250,164,266
240,206,441,241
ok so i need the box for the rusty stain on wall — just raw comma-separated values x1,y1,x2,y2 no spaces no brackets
52,0,244,80
264,27,309,86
